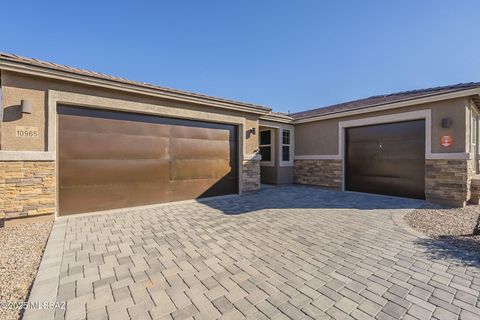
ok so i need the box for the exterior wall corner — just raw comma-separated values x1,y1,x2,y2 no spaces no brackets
242,157,261,192
425,158,472,207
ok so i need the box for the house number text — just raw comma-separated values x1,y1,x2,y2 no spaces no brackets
15,126,39,138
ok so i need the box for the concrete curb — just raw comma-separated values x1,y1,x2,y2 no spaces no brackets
22,219,67,320
391,208,430,240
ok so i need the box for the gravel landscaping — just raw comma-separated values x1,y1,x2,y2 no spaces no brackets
0,220,53,320
405,202,480,251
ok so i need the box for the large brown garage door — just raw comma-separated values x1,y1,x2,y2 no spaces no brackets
346,120,425,199
58,106,238,216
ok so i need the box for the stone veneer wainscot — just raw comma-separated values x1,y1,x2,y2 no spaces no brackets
294,159,342,189
0,161,55,225
242,157,261,191
425,159,472,207
470,178,480,204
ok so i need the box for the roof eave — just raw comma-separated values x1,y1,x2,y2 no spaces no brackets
259,113,294,124
293,88,480,124
0,59,271,115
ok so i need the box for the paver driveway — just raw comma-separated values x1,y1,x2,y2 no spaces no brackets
24,185,480,320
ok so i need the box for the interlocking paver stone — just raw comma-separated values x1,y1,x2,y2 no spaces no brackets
428,296,461,314
234,298,256,317
407,303,433,319
256,300,281,318
455,290,478,305
382,301,407,319
431,288,455,305
387,284,410,299
278,302,305,319
170,304,198,320
335,296,357,314
460,309,480,320
212,296,234,314
326,306,350,320
24,185,480,320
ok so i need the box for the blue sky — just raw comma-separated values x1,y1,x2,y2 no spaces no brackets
1,1,479,113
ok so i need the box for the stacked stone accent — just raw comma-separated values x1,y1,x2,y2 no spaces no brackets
0,161,55,225
294,159,342,189
242,158,260,192
470,177,480,204
425,159,472,207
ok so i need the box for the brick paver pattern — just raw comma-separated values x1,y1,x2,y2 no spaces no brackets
38,186,480,319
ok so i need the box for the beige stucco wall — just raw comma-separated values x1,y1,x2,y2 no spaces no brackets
1,84,46,151
277,167,293,184
0,71,260,154
244,119,259,155
295,97,469,155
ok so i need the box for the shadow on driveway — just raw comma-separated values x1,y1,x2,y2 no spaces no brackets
205,185,480,269
200,184,424,215
415,236,480,268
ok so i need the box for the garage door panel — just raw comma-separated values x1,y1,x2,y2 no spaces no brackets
59,159,170,185
348,121,425,141
348,155,424,177
58,117,171,137
347,176,424,199
348,161,423,180
170,123,234,141
59,181,171,215
169,179,220,201
58,105,238,215
58,111,171,137
349,139,424,159
170,138,232,159
59,131,170,160
346,120,425,199
169,177,238,202
171,159,234,180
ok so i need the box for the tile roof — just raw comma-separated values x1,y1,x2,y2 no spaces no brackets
291,82,480,119
2,52,479,121
0,52,271,112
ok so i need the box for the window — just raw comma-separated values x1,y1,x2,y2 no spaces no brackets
282,129,291,162
259,130,272,162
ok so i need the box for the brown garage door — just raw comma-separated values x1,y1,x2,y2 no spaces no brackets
58,106,238,216
345,120,425,199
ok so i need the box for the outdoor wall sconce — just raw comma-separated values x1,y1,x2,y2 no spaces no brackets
247,127,256,135
441,117,452,128
21,100,33,114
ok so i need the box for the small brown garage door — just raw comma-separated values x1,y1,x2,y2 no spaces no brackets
346,119,425,199
58,106,238,216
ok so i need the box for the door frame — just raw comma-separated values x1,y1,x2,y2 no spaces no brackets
48,90,246,218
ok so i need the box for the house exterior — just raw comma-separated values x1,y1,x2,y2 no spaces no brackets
292,89,480,207
1,52,480,225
